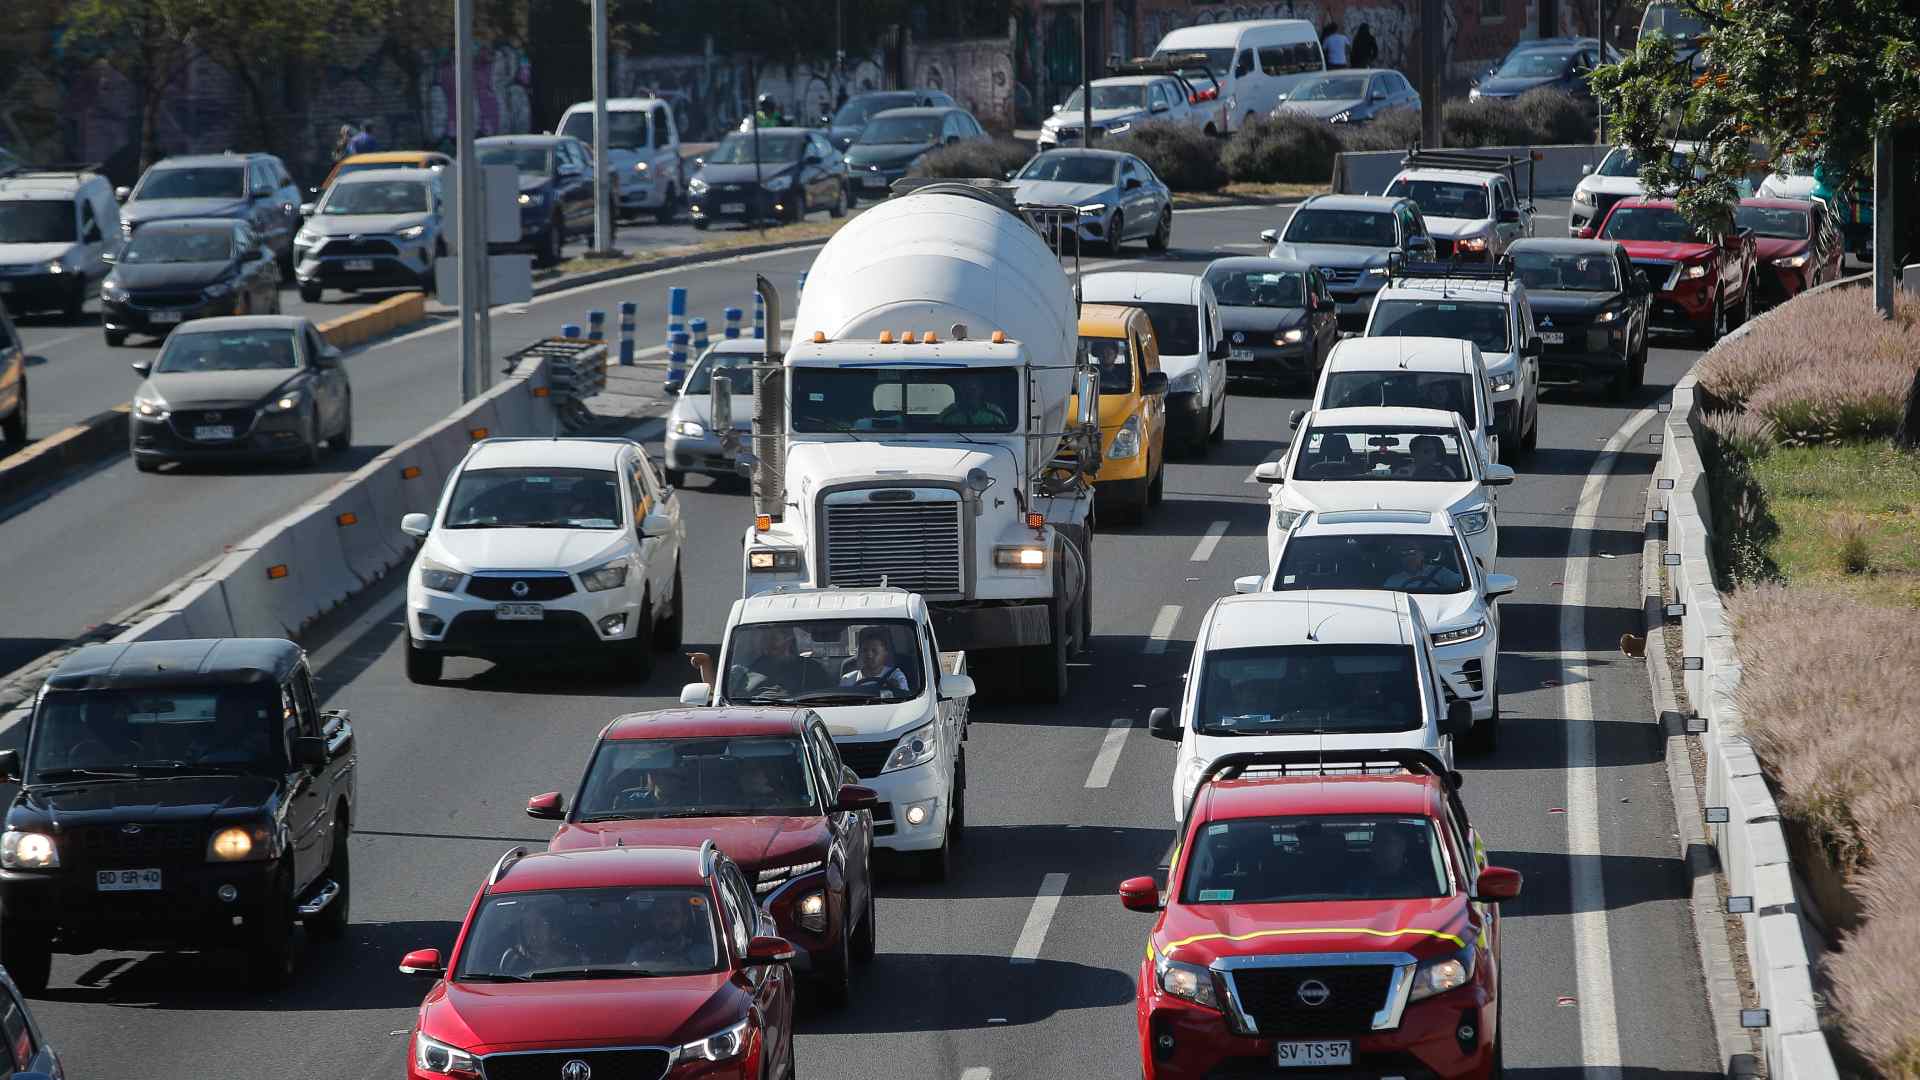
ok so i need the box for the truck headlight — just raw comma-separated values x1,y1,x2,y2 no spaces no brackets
883,722,938,773
1274,507,1304,531
1459,235,1488,252
517,192,535,206
795,889,828,932
1432,621,1487,646
671,419,705,438
1,831,59,869
676,1018,749,1063
1107,416,1142,460
1456,508,1491,535
1409,943,1476,1001
579,558,631,592
207,825,271,861
1490,372,1515,393
416,556,464,593
1683,263,1709,279
748,547,803,573
1156,956,1221,1009
633,160,650,174
294,227,319,247
1077,202,1107,216
1593,306,1622,323
414,1033,480,1075
993,545,1049,569
398,224,427,240
1573,188,1595,207
1774,253,1808,268
689,177,709,195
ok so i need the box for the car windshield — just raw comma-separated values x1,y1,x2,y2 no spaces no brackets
1291,75,1369,101
684,348,755,395
576,735,819,821
790,367,1019,434
1513,250,1621,291
1293,425,1470,482
27,686,284,782
0,201,75,243
858,116,942,145
444,467,623,530
720,619,923,704
1195,644,1424,736
1083,336,1137,393
1275,533,1472,594
1206,268,1305,308
1643,3,1708,39
1064,85,1147,111
1181,815,1449,903
1383,179,1490,220
1596,148,1692,178
1323,371,1478,426
138,166,247,201
475,146,552,175
1369,298,1511,353
707,132,806,164
834,94,919,126
155,329,299,373
455,887,720,980
1735,205,1808,239
1600,206,1709,243
1127,301,1200,356
559,111,650,150
323,180,429,215
1282,208,1398,247
1019,154,1118,185
121,227,235,264
1495,49,1575,78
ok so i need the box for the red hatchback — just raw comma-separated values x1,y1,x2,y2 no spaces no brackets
1121,751,1522,1080
399,843,797,1080
530,707,879,1005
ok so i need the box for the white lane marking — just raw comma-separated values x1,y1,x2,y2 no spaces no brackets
1189,520,1229,562
1085,717,1134,788
1009,873,1069,963
961,1068,992,1080
1562,404,1656,1078
1144,604,1181,654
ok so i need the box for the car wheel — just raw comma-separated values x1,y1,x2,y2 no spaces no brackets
0,919,52,996
1521,396,1539,453
247,865,299,990
405,637,443,684
655,186,678,225
294,414,322,467
299,283,323,303
1148,208,1171,253
829,183,847,219
1738,277,1755,327
664,467,687,487
692,218,710,232
653,560,684,651
1104,212,1123,254
816,918,853,1007
326,396,352,452
305,817,352,942
1022,575,1070,704
1147,455,1165,505
1609,360,1636,401
1210,394,1227,444
950,749,968,842
1696,290,1725,346
918,830,952,882
135,455,162,473
1463,690,1500,753
63,278,86,322
850,881,877,962
1,381,26,445
104,329,127,348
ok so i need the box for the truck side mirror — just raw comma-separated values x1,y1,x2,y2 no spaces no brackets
0,749,18,783
1288,408,1305,429
1253,460,1285,483
525,791,565,819
131,359,154,378
1233,574,1263,594
1259,228,1278,244
938,673,977,700
1485,572,1518,598
1484,463,1516,486
679,682,712,705
401,512,431,537
1119,875,1161,912
1148,706,1180,741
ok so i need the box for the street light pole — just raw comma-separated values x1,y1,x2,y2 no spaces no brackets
1080,0,1093,145
591,0,613,253
1596,0,1607,144
455,0,483,401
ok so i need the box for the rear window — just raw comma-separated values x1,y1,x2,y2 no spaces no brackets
1368,298,1511,354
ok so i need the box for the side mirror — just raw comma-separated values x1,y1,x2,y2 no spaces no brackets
1150,101,1170,114
401,512,432,537
315,347,343,368
804,153,823,165
1125,177,1143,190
744,935,797,965
1484,463,1516,486
1148,706,1180,741
292,736,330,769
398,948,444,977
663,379,683,395
1141,370,1169,395
300,201,317,217
1485,572,1518,599
1209,341,1230,361
1580,164,1593,176
0,749,18,783
679,682,712,706
1635,270,1653,292
1473,865,1524,902
525,791,565,819
1497,208,1520,223
131,358,154,378
252,185,274,199
1288,408,1305,430
640,509,673,536
1576,226,1597,239
114,185,132,202
1253,460,1285,483
938,672,978,700
1522,336,1543,358
1233,574,1263,594
558,163,583,178
101,247,118,264
1119,875,1161,912
835,783,880,812
1259,228,1278,244
1444,699,1474,738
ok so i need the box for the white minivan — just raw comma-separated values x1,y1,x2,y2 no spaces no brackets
1151,19,1325,133
555,97,686,223
1081,270,1228,455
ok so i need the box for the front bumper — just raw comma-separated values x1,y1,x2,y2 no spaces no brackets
0,270,81,311
130,407,311,462
409,578,641,660
1434,635,1497,720
665,427,746,478
1538,327,1631,383
104,292,248,334
1652,279,1715,331
1226,340,1314,381
689,187,797,225
1329,282,1387,333
1757,263,1808,307
1,861,279,952
295,236,436,289
858,760,951,853
849,166,908,197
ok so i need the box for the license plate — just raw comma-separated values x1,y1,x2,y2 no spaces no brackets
1275,1041,1351,1067
495,603,543,620
720,202,746,214
151,310,182,324
194,424,235,441
1229,348,1255,361
97,868,162,892
1539,331,1565,344
863,175,889,189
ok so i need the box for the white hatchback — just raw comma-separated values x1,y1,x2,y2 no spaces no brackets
400,436,687,684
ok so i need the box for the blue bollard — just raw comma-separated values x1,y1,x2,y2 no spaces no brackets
666,286,687,355
618,301,637,366
587,310,606,342
562,322,582,338
668,330,690,385
797,272,807,300
691,317,709,357
724,306,742,339
753,291,765,340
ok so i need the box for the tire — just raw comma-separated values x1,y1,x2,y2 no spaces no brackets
1462,690,1500,754
299,283,323,303
1182,403,1210,457
850,880,877,962
1695,290,1725,346
664,467,687,487
1736,278,1754,328
692,219,710,232
1210,394,1227,443
295,415,322,467
815,920,852,1008
1023,579,1070,704
655,187,678,225
829,183,847,219
405,638,443,684
305,819,351,942
1520,397,1538,454
653,561,684,652
1148,209,1171,253
537,220,564,268
1102,212,1123,254
1,382,26,445
247,866,298,991
918,832,951,882
1147,455,1165,506
104,329,127,348
0,919,52,996
63,279,86,322
135,455,161,473
326,396,352,452
1608,361,1636,401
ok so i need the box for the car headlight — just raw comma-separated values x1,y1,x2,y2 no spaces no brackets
1409,943,1476,1002
1156,955,1222,1010
579,558,631,592
413,1033,479,1075
1593,306,1622,323
1274,507,1304,531
1078,201,1107,216
1167,367,1201,394
264,389,303,412
1490,371,1515,393
747,547,803,573
1774,253,1809,268
688,177,709,195
102,282,130,303
884,722,938,773
1459,235,1489,252
121,219,136,238
134,394,168,418
1684,263,1709,279
795,889,828,932
1328,110,1353,123
1366,265,1389,277
672,418,705,437
993,545,1049,569
201,280,234,299
517,192,538,206
416,556,464,593
1432,620,1488,646
754,860,825,895
633,160,650,174
207,825,272,862
1108,121,1132,135
1107,416,1141,460
1572,188,1595,206
0,831,59,869
1468,87,1484,101
1275,328,1305,345
763,173,793,192
675,1018,750,1064
1457,507,1492,534
398,224,426,240
294,227,319,247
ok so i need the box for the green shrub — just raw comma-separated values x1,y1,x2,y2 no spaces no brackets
1440,98,1537,148
1510,88,1595,145
1105,121,1228,192
1222,113,1342,184
909,138,1035,181
1330,108,1422,152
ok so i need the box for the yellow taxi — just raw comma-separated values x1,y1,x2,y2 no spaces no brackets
312,151,453,202
1076,303,1168,522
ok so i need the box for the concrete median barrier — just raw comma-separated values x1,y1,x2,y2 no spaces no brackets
1333,143,1609,199
329,456,418,585
318,291,428,349
0,405,130,504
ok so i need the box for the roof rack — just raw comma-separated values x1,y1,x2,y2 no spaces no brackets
489,845,530,884
4,162,105,181
1398,146,1538,207
1182,748,1458,823
1386,257,1516,289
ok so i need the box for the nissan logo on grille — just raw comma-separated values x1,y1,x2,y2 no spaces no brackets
560,1060,592,1080
511,580,530,598
1296,979,1331,1006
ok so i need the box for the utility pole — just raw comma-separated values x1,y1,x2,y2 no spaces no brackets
455,0,483,401
1080,0,1093,145
835,0,845,112
591,0,613,253
1419,0,1442,148
1595,0,1606,144
1874,135,1895,319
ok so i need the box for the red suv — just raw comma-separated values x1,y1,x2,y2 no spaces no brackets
529,706,879,1005
1582,196,1757,344
1120,750,1523,1080
398,842,797,1079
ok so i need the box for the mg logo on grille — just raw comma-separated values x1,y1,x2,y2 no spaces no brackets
560,1060,592,1080
1296,979,1331,1006
511,580,530,598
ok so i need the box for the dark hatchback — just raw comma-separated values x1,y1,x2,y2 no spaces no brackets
0,638,356,994
474,135,599,267
843,107,987,201
1509,238,1652,400
1471,37,1618,100
100,218,281,347
689,129,849,228
1203,256,1339,385
821,89,956,151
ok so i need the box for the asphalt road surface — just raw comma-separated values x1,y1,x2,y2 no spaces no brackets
12,200,1722,1080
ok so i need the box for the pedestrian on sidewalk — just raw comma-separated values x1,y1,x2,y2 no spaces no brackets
346,120,380,156
1351,23,1378,69
1323,22,1351,68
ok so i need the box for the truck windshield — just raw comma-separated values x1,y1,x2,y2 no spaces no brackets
1294,426,1469,482
1322,370,1477,427
28,686,284,781
455,886,720,981
1281,208,1398,248
1274,534,1471,595
1180,815,1448,903
1195,644,1424,737
1368,298,1511,354
722,619,924,704
1513,250,1621,292
559,111,650,150
791,368,1019,434
576,735,818,821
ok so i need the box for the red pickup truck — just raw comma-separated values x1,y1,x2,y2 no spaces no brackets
1581,197,1757,344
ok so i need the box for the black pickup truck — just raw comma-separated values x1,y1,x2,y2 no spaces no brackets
0,637,356,993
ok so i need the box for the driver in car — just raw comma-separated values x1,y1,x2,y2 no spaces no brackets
494,898,580,975
627,895,715,971
1381,543,1465,591
841,628,909,693
744,627,813,694
937,380,1008,428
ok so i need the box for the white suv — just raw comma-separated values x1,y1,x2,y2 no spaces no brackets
1383,166,1534,262
1301,335,1499,467
400,437,687,684
1362,272,1541,460
1146,589,1473,821
1245,508,1516,751
1080,271,1228,454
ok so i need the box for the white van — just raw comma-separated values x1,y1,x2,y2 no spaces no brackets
555,97,685,223
0,168,120,320
1151,19,1325,133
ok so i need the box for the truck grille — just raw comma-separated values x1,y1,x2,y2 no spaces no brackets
466,574,576,601
822,498,963,595
1321,267,1364,287
835,738,898,779
480,1048,671,1080
1227,965,1396,1036
64,823,201,867
1631,259,1678,292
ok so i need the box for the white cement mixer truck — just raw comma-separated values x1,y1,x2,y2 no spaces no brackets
734,179,1101,703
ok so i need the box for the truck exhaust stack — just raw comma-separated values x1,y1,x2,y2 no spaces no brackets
751,274,785,523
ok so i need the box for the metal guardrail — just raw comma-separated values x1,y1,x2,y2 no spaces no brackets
507,337,607,430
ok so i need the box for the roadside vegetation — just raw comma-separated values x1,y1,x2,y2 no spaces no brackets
550,217,851,278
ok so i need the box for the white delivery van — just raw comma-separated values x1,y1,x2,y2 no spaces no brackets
1151,19,1324,132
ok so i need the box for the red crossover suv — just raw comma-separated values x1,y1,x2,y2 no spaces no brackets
399,842,798,1080
530,706,879,1005
1583,197,1757,344
1121,750,1522,1080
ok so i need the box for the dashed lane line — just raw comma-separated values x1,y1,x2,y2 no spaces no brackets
1144,605,1181,654
961,1069,992,1080
1009,873,1070,964
1085,717,1134,789
1189,520,1229,562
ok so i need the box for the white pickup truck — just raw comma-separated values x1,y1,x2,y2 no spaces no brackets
681,587,976,879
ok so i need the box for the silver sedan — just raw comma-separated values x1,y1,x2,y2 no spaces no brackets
1008,149,1173,254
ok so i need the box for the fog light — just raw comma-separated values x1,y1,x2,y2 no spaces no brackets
906,805,928,826
1157,1034,1175,1049
797,890,827,932
1458,1025,1475,1042
218,884,239,902
598,613,628,636
416,612,445,636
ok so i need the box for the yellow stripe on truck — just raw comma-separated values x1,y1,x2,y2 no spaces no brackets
1164,925,1466,954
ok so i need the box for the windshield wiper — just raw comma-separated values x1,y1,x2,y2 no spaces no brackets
789,691,884,706
458,971,531,983
526,966,661,980
128,760,257,774
32,767,139,781
737,694,797,705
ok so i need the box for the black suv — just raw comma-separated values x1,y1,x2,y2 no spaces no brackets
474,134,603,267
0,637,357,993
